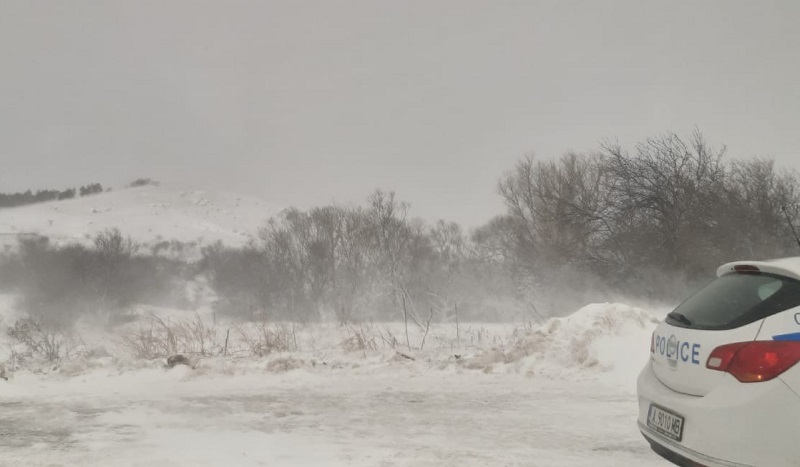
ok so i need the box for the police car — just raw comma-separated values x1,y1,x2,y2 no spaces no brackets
638,258,800,467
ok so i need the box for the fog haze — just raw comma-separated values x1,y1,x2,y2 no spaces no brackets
2,0,799,226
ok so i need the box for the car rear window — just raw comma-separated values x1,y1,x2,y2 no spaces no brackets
666,272,800,330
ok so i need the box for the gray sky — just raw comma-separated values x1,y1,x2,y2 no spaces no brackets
2,1,799,227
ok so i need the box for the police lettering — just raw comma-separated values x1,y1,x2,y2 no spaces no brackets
654,335,701,365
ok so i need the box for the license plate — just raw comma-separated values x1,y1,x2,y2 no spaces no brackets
647,404,684,442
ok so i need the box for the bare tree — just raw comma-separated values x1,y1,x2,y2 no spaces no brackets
602,130,726,273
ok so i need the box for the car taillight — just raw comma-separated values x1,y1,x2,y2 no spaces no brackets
706,341,800,383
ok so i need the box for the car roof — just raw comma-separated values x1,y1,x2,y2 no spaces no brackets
717,257,800,281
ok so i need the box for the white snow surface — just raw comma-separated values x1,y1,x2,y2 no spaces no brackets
0,184,280,249
0,302,672,466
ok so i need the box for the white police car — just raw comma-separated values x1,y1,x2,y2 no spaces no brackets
638,258,800,467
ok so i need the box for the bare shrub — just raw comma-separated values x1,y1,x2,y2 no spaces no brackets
236,322,294,357
377,326,400,349
174,312,220,356
119,313,221,359
341,324,378,353
119,318,175,359
7,318,69,364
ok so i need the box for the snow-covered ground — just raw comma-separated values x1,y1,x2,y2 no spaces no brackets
0,184,280,249
0,303,673,466
0,366,669,467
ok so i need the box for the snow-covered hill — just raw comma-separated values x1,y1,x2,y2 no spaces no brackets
0,184,281,249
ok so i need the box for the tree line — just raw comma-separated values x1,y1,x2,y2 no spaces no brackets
0,229,187,326
199,190,514,323
485,130,800,302
1,130,799,326
0,183,103,209
204,130,800,320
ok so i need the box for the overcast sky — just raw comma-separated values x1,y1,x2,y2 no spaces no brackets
1,1,799,227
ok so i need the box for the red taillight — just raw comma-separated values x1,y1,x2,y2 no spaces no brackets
706,342,748,371
707,341,800,383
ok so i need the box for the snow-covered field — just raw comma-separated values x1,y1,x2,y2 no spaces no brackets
0,303,673,467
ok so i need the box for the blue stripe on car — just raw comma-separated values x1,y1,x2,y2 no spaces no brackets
772,332,800,341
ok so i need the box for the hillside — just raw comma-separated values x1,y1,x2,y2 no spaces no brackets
0,184,280,249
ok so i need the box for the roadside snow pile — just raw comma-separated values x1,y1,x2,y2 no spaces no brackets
0,299,664,392
466,303,660,384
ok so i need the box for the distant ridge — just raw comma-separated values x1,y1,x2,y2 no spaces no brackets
0,184,280,249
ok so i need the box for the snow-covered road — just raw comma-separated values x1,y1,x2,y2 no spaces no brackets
0,367,669,467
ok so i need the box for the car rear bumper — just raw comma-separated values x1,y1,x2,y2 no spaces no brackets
637,360,800,467
640,421,751,467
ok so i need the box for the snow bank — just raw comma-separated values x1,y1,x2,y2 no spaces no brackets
0,302,663,395
466,303,660,388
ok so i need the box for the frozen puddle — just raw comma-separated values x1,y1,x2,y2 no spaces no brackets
0,367,670,467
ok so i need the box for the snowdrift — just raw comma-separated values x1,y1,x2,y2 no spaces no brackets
464,303,660,385
0,301,663,396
